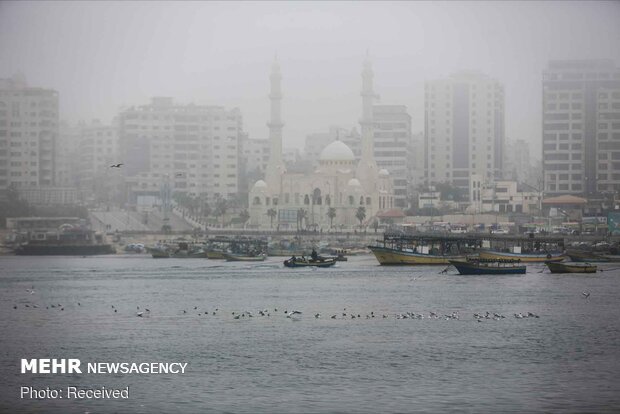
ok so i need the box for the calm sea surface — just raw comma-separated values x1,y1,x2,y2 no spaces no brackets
1,255,620,413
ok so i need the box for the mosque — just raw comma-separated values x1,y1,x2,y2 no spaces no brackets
248,56,394,230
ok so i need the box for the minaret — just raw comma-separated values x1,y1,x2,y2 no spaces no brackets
356,53,379,192
265,56,285,193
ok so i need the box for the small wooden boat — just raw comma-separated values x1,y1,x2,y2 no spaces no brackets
479,250,564,263
206,250,226,259
223,253,267,262
283,257,337,268
566,250,620,263
545,261,598,274
449,259,526,275
369,246,465,265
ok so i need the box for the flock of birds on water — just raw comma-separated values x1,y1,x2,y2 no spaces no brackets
12,285,594,322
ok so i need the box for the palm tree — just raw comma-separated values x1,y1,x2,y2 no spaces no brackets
355,206,366,229
297,208,307,231
239,209,250,228
214,197,227,228
267,208,277,228
202,201,212,218
327,207,336,229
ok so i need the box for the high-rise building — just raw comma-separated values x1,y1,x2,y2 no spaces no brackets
239,135,270,178
56,121,81,188
542,60,620,196
505,138,532,185
424,71,505,198
0,74,59,190
409,131,425,190
118,97,243,206
372,105,412,208
75,120,120,202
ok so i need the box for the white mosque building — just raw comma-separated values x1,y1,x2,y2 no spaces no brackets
248,56,394,230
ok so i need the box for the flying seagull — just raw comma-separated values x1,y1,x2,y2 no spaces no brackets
110,163,123,168
286,310,302,319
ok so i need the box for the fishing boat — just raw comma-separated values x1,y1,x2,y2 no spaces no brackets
566,250,620,263
479,250,565,263
449,258,526,275
206,236,268,260
545,261,598,274
223,252,267,262
283,257,337,268
369,246,465,265
13,225,115,256
205,250,226,259
148,242,207,258
368,233,474,265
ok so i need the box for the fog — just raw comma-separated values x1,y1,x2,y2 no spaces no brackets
1,1,619,155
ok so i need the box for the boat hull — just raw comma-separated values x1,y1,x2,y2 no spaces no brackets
206,250,226,259
283,259,336,268
479,250,564,263
449,260,526,275
368,246,465,265
567,251,620,263
223,253,267,262
546,261,597,273
15,244,116,256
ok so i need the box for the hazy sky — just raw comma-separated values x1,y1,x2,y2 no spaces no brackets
1,1,619,157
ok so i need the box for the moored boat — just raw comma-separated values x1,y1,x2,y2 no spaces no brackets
206,250,226,259
449,259,526,275
223,253,267,262
566,250,620,263
283,257,337,268
148,242,207,258
479,250,564,263
369,246,465,265
545,261,598,274
14,225,115,256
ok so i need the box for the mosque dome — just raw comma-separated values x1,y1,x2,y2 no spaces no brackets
347,178,362,187
320,141,355,162
252,180,268,189
378,169,390,177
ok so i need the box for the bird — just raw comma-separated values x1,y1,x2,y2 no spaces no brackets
137,312,143,317
330,314,337,319
110,163,123,168
582,291,590,299
234,315,240,319
286,310,302,319
314,313,321,318
13,305,17,309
